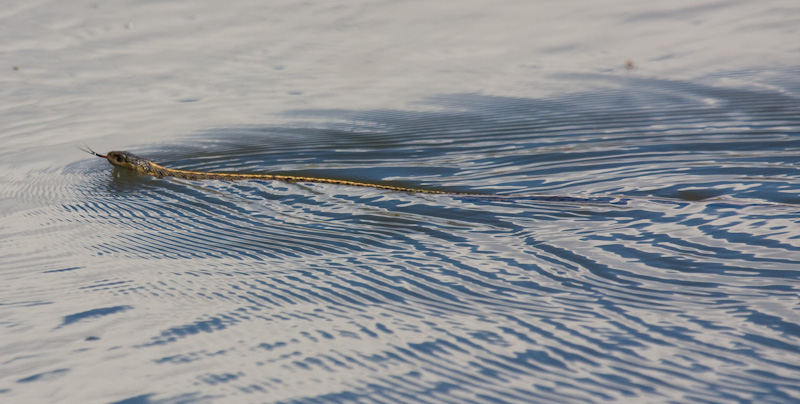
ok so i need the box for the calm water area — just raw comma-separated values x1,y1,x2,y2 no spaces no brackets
2,1,800,403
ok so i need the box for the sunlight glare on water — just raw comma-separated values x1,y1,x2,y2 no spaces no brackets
1,1,799,403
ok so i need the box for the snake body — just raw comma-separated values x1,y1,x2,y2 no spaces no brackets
100,150,475,195
85,149,781,207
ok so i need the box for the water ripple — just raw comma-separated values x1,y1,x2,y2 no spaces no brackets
4,78,800,403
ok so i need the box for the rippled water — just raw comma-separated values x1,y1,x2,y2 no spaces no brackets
2,1,800,403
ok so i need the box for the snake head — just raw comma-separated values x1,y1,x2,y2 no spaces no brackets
106,151,155,174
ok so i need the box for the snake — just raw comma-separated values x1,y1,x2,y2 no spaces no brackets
81,147,790,208
82,147,477,195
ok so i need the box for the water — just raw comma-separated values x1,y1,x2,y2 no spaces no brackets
2,1,800,403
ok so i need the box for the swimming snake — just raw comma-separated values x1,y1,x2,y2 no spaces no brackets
82,147,476,195
81,147,790,208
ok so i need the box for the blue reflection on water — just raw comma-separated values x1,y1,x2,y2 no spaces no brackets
48,79,800,402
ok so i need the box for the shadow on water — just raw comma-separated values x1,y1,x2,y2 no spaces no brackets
60,75,800,402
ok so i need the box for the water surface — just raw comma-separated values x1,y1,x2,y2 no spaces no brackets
1,1,800,403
